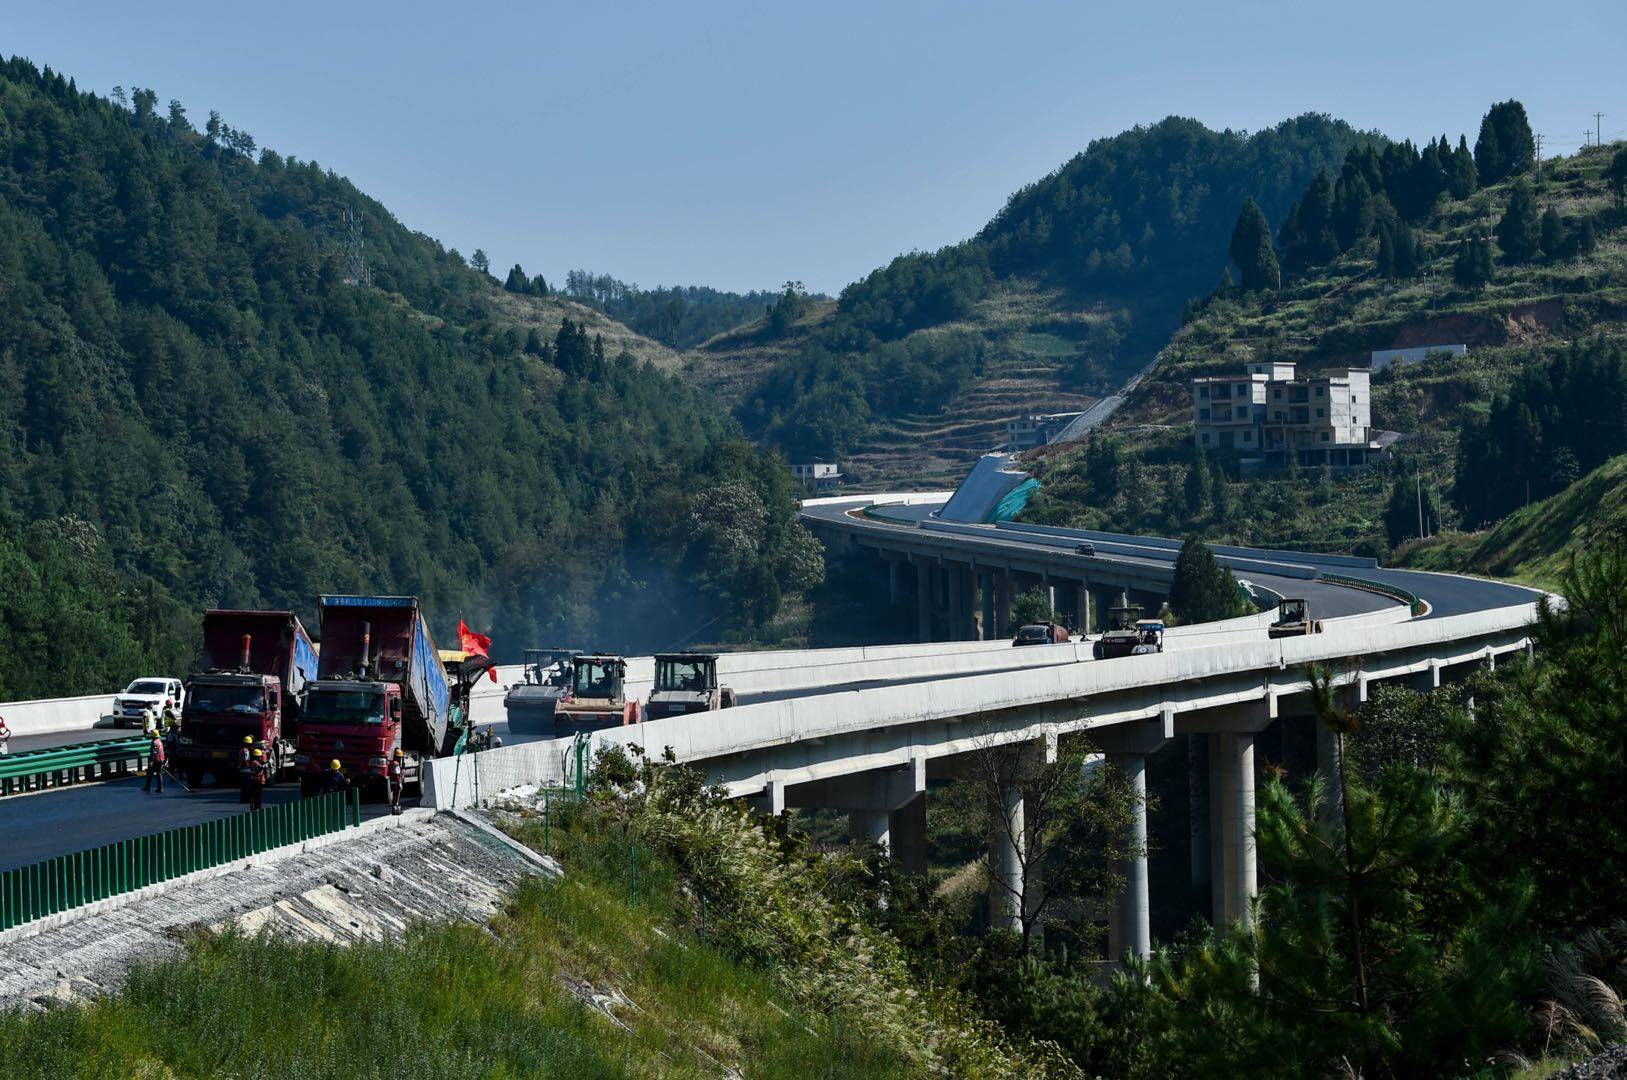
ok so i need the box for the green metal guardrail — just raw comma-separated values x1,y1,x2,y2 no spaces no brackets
0,736,151,796
1321,573,1428,617
0,788,362,933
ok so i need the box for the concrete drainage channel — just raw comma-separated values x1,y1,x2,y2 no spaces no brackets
0,808,559,1013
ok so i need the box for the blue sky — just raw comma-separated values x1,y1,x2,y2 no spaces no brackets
6,1,1624,294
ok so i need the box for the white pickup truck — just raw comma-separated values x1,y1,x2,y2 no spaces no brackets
113,677,186,727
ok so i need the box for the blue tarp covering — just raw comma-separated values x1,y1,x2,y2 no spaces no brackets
938,453,1038,523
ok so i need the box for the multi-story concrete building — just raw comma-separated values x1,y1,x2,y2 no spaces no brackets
1193,362,1374,467
1004,411,1085,451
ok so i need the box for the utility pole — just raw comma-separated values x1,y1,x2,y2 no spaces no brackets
1416,472,1425,540
1595,113,1605,147
1534,134,1543,182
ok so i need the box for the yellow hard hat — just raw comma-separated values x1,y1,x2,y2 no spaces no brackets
329,759,342,771
252,749,264,758
244,735,254,744
393,748,404,757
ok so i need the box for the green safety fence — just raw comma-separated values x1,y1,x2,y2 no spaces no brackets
1322,573,1428,617
0,788,362,933
0,736,150,796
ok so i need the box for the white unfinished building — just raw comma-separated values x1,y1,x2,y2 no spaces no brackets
1193,361,1374,468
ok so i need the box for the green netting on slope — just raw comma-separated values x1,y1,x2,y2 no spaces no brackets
989,478,1040,522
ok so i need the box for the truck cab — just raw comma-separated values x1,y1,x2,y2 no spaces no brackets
178,673,282,786
296,679,408,795
555,655,641,730
646,653,736,719
1268,598,1320,639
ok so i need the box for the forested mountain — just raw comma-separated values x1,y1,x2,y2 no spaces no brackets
0,57,820,698
560,270,796,350
713,114,1372,472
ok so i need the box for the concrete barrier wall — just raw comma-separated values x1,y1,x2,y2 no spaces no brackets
429,601,1523,809
994,521,1378,570
0,694,117,738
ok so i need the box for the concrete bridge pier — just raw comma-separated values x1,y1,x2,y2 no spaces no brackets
989,780,1026,933
915,559,932,641
1096,712,1172,961
1180,701,1272,929
787,757,929,873
887,557,904,607
994,571,1013,638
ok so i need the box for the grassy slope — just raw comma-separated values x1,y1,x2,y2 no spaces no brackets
1025,145,1627,561
487,287,686,372
1397,454,1627,591
0,853,902,1078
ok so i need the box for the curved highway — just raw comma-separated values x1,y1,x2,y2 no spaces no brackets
798,495,1545,621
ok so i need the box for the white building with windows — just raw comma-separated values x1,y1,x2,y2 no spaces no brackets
791,462,843,490
1193,362,1375,467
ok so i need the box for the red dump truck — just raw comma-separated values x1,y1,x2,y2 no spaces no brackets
177,610,319,787
296,595,457,797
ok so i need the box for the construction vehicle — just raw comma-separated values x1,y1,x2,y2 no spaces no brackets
296,596,457,797
1130,619,1165,654
1093,603,1148,660
1268,598,1322,639
1012,622,1070,647
504,649,577,733
646,653,737,720
441,648,500,749
178,611,318,787
554,654,641,730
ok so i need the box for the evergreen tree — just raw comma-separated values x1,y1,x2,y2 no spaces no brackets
1474,100,1535,183
1453,232,1495,288
1606,146,1627,209
1573,215,1597,256
1228,197,1279,292
471,248,490,275
1393,220,1419,277
1332,172,1376,251
1210,457,1234,521
1539,206,1565,261
1376,226,1396,277
1449,135,1479,198
1296,169,1340,266
1495,178,1541,263
1183,445,1212,517
1275,199,1303,269
1168,537,1246,623
503,264,530,293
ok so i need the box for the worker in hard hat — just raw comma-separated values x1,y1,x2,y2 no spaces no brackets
247,749,269,811
142,725,166,794
238,735,255,773
319,758,350,796
387,748,405,815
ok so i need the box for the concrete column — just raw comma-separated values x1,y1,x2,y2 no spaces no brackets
989,782,1025,933
1208,733,1227,921
981,572,995,641
1187,734,1210,889
890,793,927,876
916,559,932,642
1220,732,1257,929
887,559,903,607
948,564,967,640
849,809,890,848
995,572,1013,638
1076,582,1092,635
1107,751,1151,960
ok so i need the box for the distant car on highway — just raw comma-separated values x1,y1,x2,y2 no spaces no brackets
1074,541,1096,556
1013,622,1069,647
113,677,185,726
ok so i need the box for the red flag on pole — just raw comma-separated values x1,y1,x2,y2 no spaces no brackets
456,617,497,681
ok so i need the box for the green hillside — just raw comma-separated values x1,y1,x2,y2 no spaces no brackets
699,114,1370,483
0,57,819,698
1397,454,1627,590
1023,124,1627,564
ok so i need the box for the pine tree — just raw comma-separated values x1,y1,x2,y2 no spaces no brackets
1228,197,1279,292
1276,199,1303,266
1474,100,1535,183
1450,135,1478,198
1606,146,1627,209
1495,178,1541,263
1453,232,1495,288
1298,170,1339,266
1183,445,1211,516
1573,216,1597,256
1539,206,1565,261
1210,457,1234,522
1333,172,1376,251
471,248,490,275
1394,221,1419,277
1169,537,1246,623
1376,226,1396,277
504,264,530,293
